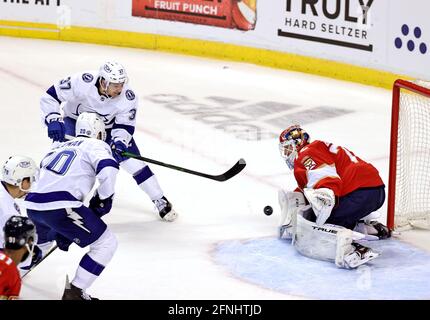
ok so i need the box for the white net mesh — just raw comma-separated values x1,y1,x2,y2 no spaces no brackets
395,80,430,229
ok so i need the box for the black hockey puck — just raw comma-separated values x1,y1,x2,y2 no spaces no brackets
263,205,273,216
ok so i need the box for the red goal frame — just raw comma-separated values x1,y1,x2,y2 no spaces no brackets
387,79,430,230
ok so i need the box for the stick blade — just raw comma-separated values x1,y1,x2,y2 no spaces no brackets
213,158,246,181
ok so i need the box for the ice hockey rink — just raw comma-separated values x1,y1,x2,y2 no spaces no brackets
1,36,430,300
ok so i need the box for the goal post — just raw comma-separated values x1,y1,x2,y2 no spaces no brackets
388,79,430,230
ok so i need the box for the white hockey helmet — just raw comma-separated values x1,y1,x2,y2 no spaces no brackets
98,61,128,86
2,155,38,191
76,112,107,141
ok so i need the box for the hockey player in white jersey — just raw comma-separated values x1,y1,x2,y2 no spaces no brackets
40,61,177,222
0,156,43,271
22,113,119,300
1,156,38,242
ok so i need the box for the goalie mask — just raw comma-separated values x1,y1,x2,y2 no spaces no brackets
279,125,310,170
2,155,38,192
76,112,107,141
3,215,37,262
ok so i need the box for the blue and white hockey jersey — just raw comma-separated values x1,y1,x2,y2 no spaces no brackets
0,183,22,248
23,137,119,211
40,71,138,145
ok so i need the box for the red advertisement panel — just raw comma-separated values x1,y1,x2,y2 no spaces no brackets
132,0,256,31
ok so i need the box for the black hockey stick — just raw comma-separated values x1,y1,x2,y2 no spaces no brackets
22,245,58,279
122,152,246,182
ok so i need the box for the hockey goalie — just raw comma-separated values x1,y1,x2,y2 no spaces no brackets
277,125,391,269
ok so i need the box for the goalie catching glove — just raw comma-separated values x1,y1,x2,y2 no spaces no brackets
303,188,335,225
278,190,306,239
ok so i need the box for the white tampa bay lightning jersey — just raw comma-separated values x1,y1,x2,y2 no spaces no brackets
0,184,34,269
0,182,22,248
40,71,138,144
23,137,119,211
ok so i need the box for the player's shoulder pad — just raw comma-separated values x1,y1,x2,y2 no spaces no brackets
95,139,114,153
80,138,112,154
83,137,107,147
76,71,97,85
309,140,327,148
81,72,95,83
298,140,320,155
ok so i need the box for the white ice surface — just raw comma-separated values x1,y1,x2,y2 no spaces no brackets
0,36,429,300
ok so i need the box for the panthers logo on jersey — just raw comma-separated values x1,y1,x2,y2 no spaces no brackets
82,73,94,83
302,156,316,170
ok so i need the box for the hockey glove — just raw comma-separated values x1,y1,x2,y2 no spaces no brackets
303,188,335,225
56,233,72,251
89,193,114,217
110,139,128,163
47,120,66,142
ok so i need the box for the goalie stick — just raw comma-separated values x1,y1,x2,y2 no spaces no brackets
122,151,247,182
21,245,58,279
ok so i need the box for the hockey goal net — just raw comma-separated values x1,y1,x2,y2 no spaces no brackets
388,79,430,230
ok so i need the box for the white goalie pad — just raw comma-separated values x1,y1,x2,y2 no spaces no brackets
303,188,335,225
292,205,374,268
278,190,306,239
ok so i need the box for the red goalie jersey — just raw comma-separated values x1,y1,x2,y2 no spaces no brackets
294,140,384,197
0,251,21,300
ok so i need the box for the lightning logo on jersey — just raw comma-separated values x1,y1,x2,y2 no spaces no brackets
66,208,91,233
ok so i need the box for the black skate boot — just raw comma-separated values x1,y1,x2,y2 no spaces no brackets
153,196,178,222
343,242,380,269
355,220,392,239
62,276,99,300
368,221,392,239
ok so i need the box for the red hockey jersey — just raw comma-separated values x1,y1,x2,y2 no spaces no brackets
0,251,21,300
294,140,384,197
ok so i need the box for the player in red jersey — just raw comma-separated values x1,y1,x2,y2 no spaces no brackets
0,216,37,299
277,125,390,269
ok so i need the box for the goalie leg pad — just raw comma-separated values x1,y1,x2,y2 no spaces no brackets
293,206,379,268
278,190,306,239
334,230,379,268
293,205,345,263
341,243,380,269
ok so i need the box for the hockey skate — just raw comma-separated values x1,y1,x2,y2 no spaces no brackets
367,221,391,239
153,196,178,222
62,276,99,300
343,243,380,269
354,220,392,240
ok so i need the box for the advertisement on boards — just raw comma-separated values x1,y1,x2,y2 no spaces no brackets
277,0,375,52
386,0,429,79
132,0,257,31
